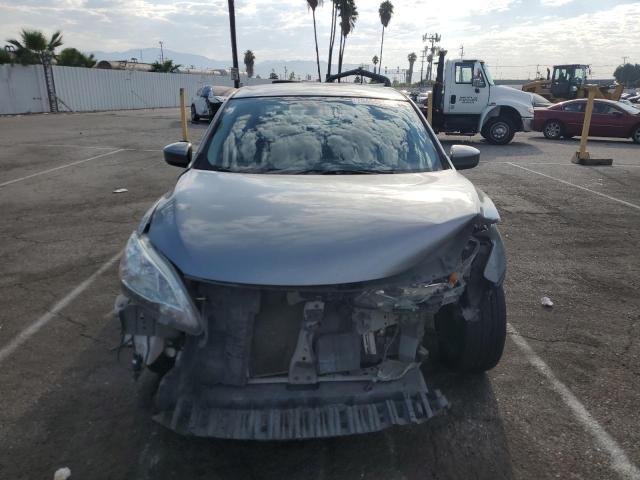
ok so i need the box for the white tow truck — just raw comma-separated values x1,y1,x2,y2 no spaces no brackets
428,51,535,144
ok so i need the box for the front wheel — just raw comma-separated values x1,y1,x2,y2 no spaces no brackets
482,117,515,145
435,283,507,373
543,120,564,140
632,125,640,145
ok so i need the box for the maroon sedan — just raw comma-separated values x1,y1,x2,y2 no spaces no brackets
533,99,640,144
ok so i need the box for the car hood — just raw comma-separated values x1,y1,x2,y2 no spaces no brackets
147,169,491,286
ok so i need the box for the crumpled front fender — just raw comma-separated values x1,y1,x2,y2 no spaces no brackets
483,225,506,286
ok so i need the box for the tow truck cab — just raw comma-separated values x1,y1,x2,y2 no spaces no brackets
429,52,534,145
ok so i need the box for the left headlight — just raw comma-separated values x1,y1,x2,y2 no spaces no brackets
119,233,202,334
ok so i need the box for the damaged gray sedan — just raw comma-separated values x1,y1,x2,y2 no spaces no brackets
116,83,507,440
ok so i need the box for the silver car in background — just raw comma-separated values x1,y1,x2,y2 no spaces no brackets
117,83,507,440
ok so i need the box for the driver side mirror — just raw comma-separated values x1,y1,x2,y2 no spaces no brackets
450,145,480,170
163,142,192,168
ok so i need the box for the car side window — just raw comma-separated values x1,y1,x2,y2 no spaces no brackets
455,63,474,84
594,104,620,115
201,86,211,97
563,102,585,112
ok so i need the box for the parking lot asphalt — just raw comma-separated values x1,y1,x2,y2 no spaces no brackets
0,108,638,480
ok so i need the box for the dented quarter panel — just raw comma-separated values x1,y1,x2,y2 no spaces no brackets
147,168,487,286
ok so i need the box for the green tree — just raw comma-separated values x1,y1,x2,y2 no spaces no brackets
306,0,323,82
614,63,640,87
57,48,96,68
0,48,13,64
7,29,63,65
337,0,358,76
406,52,417,84
372,54,379,74
150,59,181,73
289,70,296,81
269,70,279,80
377,1,393,76
243,49,255,77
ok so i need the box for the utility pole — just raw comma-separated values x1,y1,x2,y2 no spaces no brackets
419,46,427,87
159,41,164,63
422,33,441,83
622,56,629,65
227,0,240,88
459,45,464,59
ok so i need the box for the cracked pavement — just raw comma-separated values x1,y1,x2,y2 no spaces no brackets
0,108,638,480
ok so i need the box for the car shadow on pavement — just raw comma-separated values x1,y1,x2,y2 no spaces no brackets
3,319,514,480
528,135,638,150
439,138,544,159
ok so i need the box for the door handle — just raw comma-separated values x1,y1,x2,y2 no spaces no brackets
475,88,480,94
450,95,456,105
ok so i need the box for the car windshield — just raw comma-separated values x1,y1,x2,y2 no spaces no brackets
197,96,444,174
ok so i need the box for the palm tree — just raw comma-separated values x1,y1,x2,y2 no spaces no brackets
244,50,256,77
326,0,339,79
306,0,323,82
406,52,417,84
7,29,63,65
377,1,393,76
337,0,358,76
372,55,379,74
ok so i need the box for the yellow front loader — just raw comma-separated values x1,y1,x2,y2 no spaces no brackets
523,64,623,103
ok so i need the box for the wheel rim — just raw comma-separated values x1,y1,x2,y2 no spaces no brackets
491,122,509,141
545,122,561,138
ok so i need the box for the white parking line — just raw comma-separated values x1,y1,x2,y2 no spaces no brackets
0,251,122,364
508,324,640,480
485,161,640,167
508,162,640,211
0,149,125,188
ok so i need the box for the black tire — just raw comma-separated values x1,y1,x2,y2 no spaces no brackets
435,283,507,373
190,105,200,122
632,125,640,145
482,117,515,145
543,120,564,140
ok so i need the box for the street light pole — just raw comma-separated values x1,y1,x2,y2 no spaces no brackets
227,0,240,88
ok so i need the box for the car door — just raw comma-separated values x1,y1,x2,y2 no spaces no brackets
590,102,629,138
445,61,490,115
195,86,211,116
560,101,586,135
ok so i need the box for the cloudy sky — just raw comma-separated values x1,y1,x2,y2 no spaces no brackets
1,0,639,78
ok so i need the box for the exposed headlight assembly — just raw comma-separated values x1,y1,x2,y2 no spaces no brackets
119,233,202,334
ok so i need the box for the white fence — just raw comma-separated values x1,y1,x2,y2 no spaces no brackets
0,64,271,115
0,65,50,114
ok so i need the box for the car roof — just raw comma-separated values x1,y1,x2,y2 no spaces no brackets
232,82,408,100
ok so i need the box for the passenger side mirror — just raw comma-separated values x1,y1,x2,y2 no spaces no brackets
163,142,192,168
472,77,485,88
450,145,480,170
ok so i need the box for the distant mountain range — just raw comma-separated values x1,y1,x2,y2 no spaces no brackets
90,47,362,79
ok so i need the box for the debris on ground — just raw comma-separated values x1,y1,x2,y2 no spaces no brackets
112,188,128,194
53,467,71,480
541,296,554,308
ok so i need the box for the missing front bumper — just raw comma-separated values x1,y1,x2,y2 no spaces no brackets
153,366,448,440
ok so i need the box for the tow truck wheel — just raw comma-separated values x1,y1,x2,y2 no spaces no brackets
483,117,515,145
190,105,200,122
434,283,507,373
543,120,564,140
632,125,640,145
